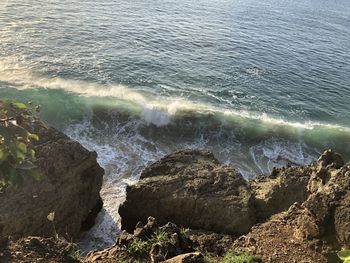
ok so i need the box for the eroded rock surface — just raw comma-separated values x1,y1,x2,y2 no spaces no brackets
233,149,350,262
0,127,104,240
251,165,312,221
119,150,255,235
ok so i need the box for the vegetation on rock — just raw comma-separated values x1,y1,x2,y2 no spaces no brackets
0,100,42,188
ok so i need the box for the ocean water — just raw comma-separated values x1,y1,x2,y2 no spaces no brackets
0,0,349,250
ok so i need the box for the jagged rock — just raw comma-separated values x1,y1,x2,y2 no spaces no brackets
119,150,255,235
85,217,194,263
232,212,330,263
0,127,104,240
334,192,350,246
163,252,205,263
317,149,344,169
234,150,350,262
251,165,312,221
187,229,235,256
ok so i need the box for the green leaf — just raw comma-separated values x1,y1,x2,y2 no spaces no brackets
30,149,35,158
12,102,27,110
16,150,26,160
28,133,39,141
337,250,350,261
16,142,27,153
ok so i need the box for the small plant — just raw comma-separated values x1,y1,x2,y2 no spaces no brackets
0,100,42,188
150,231,170,246
338,250,350,263
47,211,58,239
220,252,261,263
126,231,170,255
180,227,190,237
127,239,150,253
69,242,81,261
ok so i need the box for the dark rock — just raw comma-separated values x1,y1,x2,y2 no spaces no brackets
187,229,235,256
0,127,104,240
317,149,344,169
0,236,79,263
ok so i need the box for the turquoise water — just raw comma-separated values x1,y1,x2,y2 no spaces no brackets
1,0,350,249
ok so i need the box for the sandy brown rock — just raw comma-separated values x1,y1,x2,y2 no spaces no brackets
119,150,255,235
334,192,350,246
251,165,312,221
232,212,330,263
0,127,104,240
163,252,205,263
234,150,350,262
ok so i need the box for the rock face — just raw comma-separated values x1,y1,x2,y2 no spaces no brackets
233,149,350,262
250,165,312,221
117,149,350,262
0,127,104,240
119,150,255,235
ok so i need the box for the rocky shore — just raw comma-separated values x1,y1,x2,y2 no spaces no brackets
0,128,349,262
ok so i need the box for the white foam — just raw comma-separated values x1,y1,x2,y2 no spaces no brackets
1,59,350,132
249,138,317,175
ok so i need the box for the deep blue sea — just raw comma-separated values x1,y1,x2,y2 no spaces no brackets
0,0,349,250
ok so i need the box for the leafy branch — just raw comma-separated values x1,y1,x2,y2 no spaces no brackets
0,100,42,188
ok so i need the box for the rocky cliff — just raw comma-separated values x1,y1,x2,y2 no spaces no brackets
0,127,104,240
1,148,349,263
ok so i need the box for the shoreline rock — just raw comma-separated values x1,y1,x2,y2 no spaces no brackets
0,127,104,240
2,148,349,262
119,150,255,236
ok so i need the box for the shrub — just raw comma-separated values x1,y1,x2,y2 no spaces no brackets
0,100,41,188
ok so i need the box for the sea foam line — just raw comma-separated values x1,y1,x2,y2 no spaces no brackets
0,62,349,132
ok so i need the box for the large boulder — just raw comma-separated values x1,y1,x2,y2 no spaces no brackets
0,127,104,240
119,150,255,235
